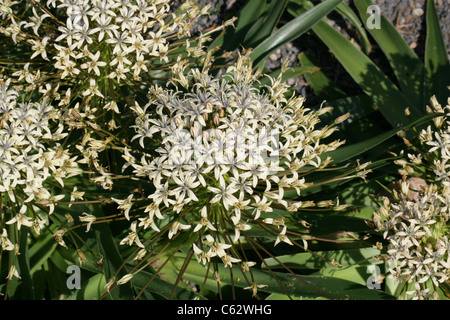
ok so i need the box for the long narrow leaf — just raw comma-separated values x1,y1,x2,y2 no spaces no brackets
171,257,394,300
29,232,58,275
424,0,450,105
209,0,270,52
263,247,381,270
243,0,288,48
354,0,427,112
299,53,347,101
256,65,317,88
250,0,343,67
325,112,441,164
16,229,34,299
288,1,425,126
93,218,135,299
334,1,371,54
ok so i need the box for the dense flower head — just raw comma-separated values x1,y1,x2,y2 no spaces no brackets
0,78,80,202
374,185,449,299
0,0,233,192
0,77,82,261
114,53,350,270
374,95,450,299
0,0,221,92
396,96,450,184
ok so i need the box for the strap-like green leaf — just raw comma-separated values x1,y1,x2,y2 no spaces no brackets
29,231,58,275
256,65,317,88
131,269,201,300
325,112,441,164
299,53,347,101
243,0,288,48
209,0,270,52
250,0,343,68
172,257,394,299
354,0,427,112
263,247,381,270
425,0,450,105
334,1,372,54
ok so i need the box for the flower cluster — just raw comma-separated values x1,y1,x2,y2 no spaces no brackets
1,0,214,88
1,0,231,193
374,185,449,300
0,78,81,255
115,53,351,271
395,96,450,184
374,95,450,299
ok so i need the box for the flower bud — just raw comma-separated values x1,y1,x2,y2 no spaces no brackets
213,112,220,126
335,112,350,124
117,273,134,285
401,181,410,196
104,276,116,293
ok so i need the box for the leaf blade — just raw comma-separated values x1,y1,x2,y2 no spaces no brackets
250,0,343,67
424,0,450,105
354,0,427,112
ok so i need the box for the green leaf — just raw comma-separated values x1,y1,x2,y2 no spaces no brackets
243,0,288,48
314,23,420,126
256,65,317,88
318,265,375,286
299,212,373,237
250,0,343,68
288,2,425,127
354,0,427,112
173,257,394,300
263,247,380,270
320,95,375,124
324,112,441,164
424,0,450,105
299,53,347,101
93,217,135,299
29,231,58,275
10,229,34,299
209,0,270,52
334,1,371,54
235,0,271,29
67,273,107,300
131,270,200,300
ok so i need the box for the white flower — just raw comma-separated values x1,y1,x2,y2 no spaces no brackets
205,234,231,258
274,226,293,247
80,51,106,76
79,212,97,232
172,173,200,203
222,254,241,268
138,215,160,233
233,223,251,243
112,194,134,220
168,221,191,239
193,243,215,265
406,282,432,300
208,183,238,210
193,206,217,232
374,181,450,299
1,229,14,251
120,221,144,248
6,205,33,230
7,265,21,280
